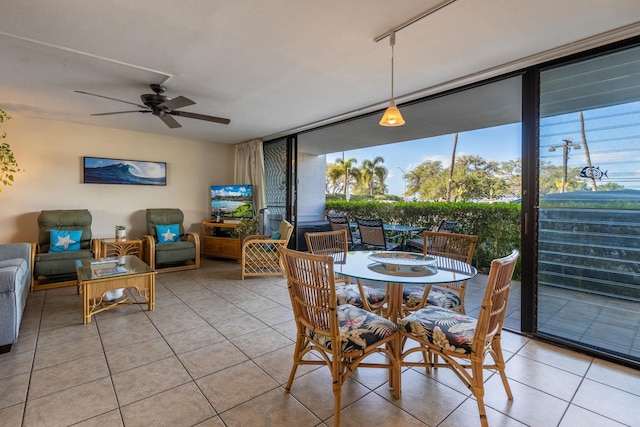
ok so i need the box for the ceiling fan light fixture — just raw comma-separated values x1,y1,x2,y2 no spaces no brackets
379,100,405,126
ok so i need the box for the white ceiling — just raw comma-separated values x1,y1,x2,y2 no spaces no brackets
1,0,639,151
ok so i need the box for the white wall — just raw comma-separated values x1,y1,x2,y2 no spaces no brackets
0,113,235,243
296,152,327,222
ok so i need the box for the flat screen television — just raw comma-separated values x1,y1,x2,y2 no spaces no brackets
210,185,254,219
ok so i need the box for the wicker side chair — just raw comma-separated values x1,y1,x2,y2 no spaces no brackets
241,219,293,279
398,249,519,427
279,246,400,426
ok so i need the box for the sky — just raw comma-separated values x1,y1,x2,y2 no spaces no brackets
327,101,640,195
327,123,522,196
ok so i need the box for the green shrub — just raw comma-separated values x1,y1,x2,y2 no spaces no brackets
325,200,521,278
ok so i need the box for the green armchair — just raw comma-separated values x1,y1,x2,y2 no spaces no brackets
31,209,97,291
142,208,200,273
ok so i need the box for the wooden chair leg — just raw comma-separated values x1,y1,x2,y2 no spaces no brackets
333,377,342,426
471,359,488,427
492,335,513,400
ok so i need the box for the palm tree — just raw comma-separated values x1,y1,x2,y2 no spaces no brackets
334,157,360,200
360,156,387,196
326,163,345,194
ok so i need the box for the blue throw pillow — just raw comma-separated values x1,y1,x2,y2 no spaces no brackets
265,232,281,252
156,224,180,243
49,229,82,252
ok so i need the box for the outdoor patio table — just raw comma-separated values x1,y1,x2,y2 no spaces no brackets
383,224,426,249
333,250,477,322
350,223,425,249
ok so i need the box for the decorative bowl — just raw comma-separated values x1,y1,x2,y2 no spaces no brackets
367,251,437,268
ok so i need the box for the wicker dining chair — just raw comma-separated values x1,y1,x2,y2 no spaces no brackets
398,249,519,427
406,219,458,252
305,229,387,313
279,246,400,427
402,231,477,314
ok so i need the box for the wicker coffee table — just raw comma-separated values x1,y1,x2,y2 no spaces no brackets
75,255,156,324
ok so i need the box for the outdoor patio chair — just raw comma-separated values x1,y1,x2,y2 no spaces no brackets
326,212,361,249
398,249,519,427
305,229,387,313
279,246,400,427
402,231,477,313
355,216,401,251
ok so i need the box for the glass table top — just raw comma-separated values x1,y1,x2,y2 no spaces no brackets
76,255,153,281
333,250,477,285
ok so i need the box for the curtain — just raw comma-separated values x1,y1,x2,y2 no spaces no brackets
234,138,266,213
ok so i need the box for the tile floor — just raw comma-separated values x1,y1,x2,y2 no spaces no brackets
1,258,639,426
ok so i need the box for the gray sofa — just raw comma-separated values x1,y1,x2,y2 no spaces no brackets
0,243,31,353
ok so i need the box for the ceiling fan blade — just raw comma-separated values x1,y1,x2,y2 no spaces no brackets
90,110,150,116
160,95,195,111
159,114,182,129
75,90,148,109
171,110,231,125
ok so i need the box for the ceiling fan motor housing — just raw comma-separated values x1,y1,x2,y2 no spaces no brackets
140,93,171,114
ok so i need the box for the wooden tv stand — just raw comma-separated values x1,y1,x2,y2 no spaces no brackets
201,220,241,261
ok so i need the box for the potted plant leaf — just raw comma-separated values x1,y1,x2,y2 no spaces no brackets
115,225,126,240
0,109,22,193
233,217,259,241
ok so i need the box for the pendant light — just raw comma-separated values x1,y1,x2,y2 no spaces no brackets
379,31,405,127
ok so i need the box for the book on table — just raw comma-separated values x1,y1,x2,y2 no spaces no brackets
90,257,121,265
93,266,127,277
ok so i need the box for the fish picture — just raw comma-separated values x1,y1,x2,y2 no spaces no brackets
579,166,608,181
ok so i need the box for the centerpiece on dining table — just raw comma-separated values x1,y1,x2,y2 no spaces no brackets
367,251,438,276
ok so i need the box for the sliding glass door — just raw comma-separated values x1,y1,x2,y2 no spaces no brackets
537,45,640,363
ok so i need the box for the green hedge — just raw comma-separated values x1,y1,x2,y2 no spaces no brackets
325,201,521,278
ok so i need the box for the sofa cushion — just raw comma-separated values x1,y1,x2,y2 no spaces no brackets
0,258,28,293
49,229,83,252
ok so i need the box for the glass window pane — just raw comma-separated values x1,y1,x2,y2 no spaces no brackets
538,45,640,363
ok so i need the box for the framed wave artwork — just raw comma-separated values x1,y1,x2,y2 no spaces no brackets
83,157,167,186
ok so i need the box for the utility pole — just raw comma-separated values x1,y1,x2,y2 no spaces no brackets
397,167,407,201
580,112,597,191
549,139,581,193
446,132,458,202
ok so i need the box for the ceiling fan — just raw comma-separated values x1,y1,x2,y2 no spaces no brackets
75,84,230,128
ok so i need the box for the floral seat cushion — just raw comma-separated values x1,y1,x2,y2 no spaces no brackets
308,304,397,353
402,285,461,310
397,306,477,354
336,284,386,308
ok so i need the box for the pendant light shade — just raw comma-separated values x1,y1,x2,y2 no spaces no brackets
379,101,405,126
379,31,405,127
